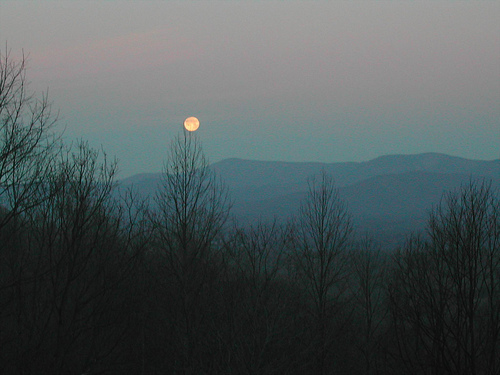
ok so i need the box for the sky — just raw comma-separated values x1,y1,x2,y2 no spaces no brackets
1,1,499,178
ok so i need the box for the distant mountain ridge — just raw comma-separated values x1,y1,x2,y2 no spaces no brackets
120,153,500,248
211,152,500,192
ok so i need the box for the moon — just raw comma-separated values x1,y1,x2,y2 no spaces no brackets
184,116,200,132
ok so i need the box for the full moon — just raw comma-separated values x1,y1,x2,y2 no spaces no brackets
184,117,200,132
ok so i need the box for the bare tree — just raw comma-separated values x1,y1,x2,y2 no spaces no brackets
349,236,390,375
150,131,231,374
216,221,298,374
154,131,230,262
0,48,59,229
0,141,138,374
389,180,500,375
290,171,354,374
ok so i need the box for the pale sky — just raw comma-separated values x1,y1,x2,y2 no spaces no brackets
1,1,499,177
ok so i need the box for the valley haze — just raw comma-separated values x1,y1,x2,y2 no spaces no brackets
120,152,500,247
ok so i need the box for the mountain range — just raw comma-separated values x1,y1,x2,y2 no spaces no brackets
120,153,500,248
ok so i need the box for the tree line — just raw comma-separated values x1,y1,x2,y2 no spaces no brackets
1,51,499,375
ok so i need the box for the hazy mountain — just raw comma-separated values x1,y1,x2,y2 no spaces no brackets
211,152,500,198
119,153,500,248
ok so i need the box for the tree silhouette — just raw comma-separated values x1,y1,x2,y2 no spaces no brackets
0,48,59,229
149,130,231,373
0,141,139,374
349,236,390,375
290,171,354,374
389,180,500,374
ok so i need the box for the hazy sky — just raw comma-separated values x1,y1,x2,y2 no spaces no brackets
1,1,499,177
